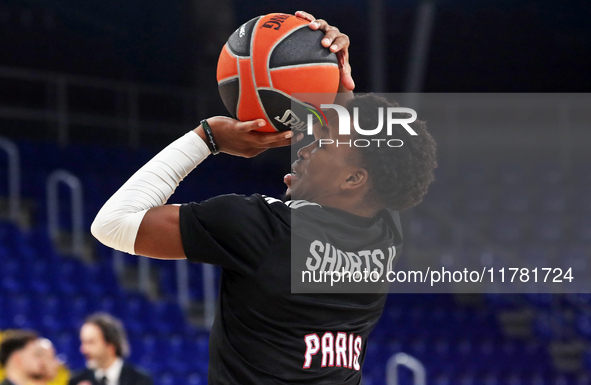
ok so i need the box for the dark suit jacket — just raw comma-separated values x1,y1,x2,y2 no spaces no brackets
68,362,153,385
0,379,16,385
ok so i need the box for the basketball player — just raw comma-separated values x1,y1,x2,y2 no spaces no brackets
91,11,437,384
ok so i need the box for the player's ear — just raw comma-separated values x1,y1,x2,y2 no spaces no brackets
341,167,368,191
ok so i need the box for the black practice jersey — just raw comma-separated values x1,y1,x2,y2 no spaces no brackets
179,194,403,385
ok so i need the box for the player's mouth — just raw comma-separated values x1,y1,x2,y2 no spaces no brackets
291,161,303,180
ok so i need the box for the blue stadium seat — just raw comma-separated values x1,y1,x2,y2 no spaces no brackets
96,295,124,318
187,373,205,385
490,215,526,244
573,215,591,243
534,162,564,186
432,371,452,385
462,188,494,214
537,187,568,213
565,293,591,307
423,185,454,212
576,313,591,340
571,185,591,214
458,162,489,186
524,293,554,309
157,372,175,385
0,220,21,250
485,293,524,309
410,214,443,247
533,312,568,340
521,244,553,268
61,296,89,325
499,186,531,214
497,163,526,186
561,246,588,276
530,214,566,244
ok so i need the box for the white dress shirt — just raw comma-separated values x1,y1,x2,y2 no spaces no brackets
94,358,124,385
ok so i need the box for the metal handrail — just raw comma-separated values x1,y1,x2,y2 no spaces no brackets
46,170,84,256
0,137,21,222
0,65,207,147
387,352,426,385
139,257,151,294
203,264,216,329
176,259,190,312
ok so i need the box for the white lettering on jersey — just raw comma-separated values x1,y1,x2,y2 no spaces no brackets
348,333,354,369
307,240,323,271
285,200,321,209
304,241,395,274
321,332,334,367
353,336,362,371
335,332,347,367
263,196,282,205
304,332,362,371
262,196,321,209
303,334,320,369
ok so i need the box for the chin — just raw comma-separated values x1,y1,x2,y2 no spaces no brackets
85,359,98,369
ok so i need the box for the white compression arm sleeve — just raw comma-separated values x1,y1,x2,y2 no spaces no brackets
91,130,210,254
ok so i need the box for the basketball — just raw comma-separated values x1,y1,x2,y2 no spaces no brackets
216,13,340,132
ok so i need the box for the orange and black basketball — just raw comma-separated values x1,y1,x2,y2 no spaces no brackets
216,13,340,132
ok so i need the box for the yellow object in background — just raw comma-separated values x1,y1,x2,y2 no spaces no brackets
48,366,70,385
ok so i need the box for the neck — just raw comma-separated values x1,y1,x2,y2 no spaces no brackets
334,204,379,218
100,355,118,371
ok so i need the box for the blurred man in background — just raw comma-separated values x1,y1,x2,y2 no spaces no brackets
0,330,45,385
69,313,152,385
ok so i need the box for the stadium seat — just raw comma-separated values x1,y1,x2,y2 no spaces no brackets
497,163,526,186
490,215,526,244
499,186,531,214
462,188,494,214
530,214,566,244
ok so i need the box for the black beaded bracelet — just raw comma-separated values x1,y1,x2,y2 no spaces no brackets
200,119,219,155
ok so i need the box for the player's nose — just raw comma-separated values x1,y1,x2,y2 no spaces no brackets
296,140,317,160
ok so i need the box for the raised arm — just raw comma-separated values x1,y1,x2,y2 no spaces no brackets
91,13,354,260
91,117,295,260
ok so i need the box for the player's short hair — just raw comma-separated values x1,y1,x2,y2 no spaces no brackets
0,329,39,367
347,94,437,211
85,312,130,358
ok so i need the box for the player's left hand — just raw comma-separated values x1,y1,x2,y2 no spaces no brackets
295,11,355,92
195,117,304,158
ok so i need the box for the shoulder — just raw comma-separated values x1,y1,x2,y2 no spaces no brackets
68,369,94,385
181,193,290,221
122,362,153,383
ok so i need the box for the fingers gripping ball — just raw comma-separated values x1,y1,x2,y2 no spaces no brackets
217,13,340,132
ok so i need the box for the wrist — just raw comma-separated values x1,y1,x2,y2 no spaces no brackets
194,125,208,143
194,119,220,155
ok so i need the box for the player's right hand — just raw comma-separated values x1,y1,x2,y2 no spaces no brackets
195,117,304,158
295,10,355,92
